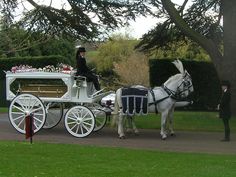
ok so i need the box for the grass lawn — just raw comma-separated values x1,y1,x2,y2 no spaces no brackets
0,141,236,177
0,107,8,113
126,111,236,132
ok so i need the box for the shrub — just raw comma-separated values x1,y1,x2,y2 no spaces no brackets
113,53,149,87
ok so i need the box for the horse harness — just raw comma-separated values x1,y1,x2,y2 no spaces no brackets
149,74,193,114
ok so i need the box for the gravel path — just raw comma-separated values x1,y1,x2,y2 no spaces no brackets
0,113,235,154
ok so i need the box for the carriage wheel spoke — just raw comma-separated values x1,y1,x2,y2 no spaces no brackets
80,124,84,134
96,118,102,124
82,112,89,119
83,117,93,121
67,121,77,125
72,111,79,119
28,100,39,112
67,116,77,121
83,121,92,127
17,117,25,127
33,122,39,129
13,114,25,121
33,116,43,124
31,107,43,114
13,105,25,113
70,123,77,131
76,124,80,134
82,124,89,132
12,112,25,116
17,99,27,110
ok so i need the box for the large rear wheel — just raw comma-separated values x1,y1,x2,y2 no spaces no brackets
9,94,46,134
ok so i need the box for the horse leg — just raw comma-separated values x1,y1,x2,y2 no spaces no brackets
160,110,168,140
118,114,125,139
125,116,139,135
168,105,176,136
129,116,139,135
130,117,139,135
126,116,133,134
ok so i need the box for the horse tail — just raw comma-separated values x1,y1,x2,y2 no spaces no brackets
111,89,121,127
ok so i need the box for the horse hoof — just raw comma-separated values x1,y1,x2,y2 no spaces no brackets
161,134,167,140
119,136,126,139
134,132,139,136
170,133,176,137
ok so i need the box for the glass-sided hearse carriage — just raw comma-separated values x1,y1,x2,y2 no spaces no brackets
5,70,113,138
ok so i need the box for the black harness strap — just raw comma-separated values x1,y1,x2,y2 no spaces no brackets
149,95,169,107
162,86,179,100
149,89,160,114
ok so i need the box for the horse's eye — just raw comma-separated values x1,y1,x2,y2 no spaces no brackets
184,81,189,86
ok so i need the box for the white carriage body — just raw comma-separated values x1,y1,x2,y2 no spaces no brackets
6,71,106,104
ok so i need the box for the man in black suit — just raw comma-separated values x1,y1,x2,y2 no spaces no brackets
218,80,231,142
76,47,100,91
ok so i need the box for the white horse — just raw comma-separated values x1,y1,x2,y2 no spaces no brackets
113,60,194,140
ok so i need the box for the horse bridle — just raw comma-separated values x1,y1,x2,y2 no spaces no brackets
163,73,193,100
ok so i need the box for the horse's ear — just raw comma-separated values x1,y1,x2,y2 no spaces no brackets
172,60,184,74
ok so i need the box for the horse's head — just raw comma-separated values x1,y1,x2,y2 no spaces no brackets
177,70,194,99
163,60,194,100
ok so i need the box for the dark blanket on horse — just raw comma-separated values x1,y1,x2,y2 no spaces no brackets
121,87,148,116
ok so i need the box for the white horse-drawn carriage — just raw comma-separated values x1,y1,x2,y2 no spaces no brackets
6,70,112,138
5,60,193,140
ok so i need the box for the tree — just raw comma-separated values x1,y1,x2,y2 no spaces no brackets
0,0,151,41
95,34,138,75
0,24,75,63
136,0,236,115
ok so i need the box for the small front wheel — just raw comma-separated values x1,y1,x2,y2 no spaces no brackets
64,105,95,138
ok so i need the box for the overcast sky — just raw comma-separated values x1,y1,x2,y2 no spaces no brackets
14,0,189,39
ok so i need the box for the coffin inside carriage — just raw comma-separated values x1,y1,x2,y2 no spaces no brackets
6,71,73,101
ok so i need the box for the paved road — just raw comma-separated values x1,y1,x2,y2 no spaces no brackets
0,113,235,154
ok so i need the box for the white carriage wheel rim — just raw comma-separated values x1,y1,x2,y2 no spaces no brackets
43,102,63,129
93,109,107,132
9,93,46,134
86,103,107,132
64,105,95,138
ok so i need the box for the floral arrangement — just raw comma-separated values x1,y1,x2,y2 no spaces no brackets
57,63,74,74
11,65,37,73
10,63,74,74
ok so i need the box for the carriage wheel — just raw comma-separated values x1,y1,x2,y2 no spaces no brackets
64,105,95,138
91,109,107,132
86,103,107,132
9,94,46,134
43,102,63,129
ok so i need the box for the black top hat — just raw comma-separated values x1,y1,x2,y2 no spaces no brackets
221,80,230,88
78,47,86,52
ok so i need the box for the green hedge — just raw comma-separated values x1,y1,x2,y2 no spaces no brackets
149,59,221,111
0,55,68,107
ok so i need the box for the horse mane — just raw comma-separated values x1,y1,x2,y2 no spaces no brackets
172,60,184,74
164,74,182,86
